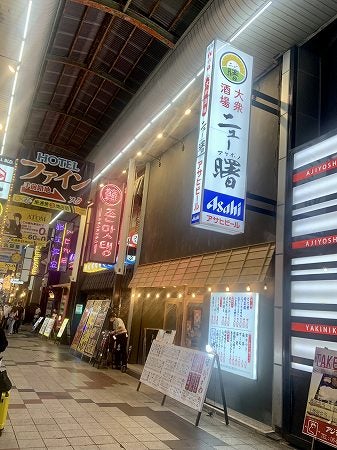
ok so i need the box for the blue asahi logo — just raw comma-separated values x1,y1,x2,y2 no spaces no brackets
203,189,244,220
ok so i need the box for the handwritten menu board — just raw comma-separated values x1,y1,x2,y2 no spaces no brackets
39,318,49,335
208,292,259,380
140,341,214,412
71,300,94,350
83,300,110,357
44,318,55,338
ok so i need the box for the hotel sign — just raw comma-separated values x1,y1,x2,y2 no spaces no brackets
191,40,253,234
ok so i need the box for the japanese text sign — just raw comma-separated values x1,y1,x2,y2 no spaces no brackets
3,205,51,246
208,292,259,379
49,221,74,272
89,183,124,264
0,156,15,201
12,149,94,215
191,40,253,234
303,347,337,448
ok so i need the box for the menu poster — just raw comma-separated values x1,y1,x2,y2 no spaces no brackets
140,341,214,412
44,318,55,337
208,292,259,380
302,347,337,448
77,301,101,353
39,318,49,335
71,300,94,350
33,316,44,332
83,300,110,356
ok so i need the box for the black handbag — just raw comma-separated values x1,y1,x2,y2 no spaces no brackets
0,370,12,392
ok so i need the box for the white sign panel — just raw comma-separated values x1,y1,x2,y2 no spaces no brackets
191,40,253,234
208,292,259,379
140,341,214,412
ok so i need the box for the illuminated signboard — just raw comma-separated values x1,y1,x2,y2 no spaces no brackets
89,183,124,264
12,149,94,215
0,156,15,201
289,133,337,373
49,221,73,272
191,40,253,235
31,246,42,276
208,292,259,379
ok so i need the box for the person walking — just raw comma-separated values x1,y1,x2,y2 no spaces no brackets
7,308,18,335
109,311,128,371
1,304,11,330
13,304,25,334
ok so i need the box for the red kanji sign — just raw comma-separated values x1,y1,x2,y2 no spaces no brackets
89,182,124,264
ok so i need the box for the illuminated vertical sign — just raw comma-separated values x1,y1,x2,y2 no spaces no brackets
0,156,15,201
89,183,124,264
49,221,73,272
191,40,253,234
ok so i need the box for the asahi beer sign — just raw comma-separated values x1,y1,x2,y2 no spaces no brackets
12,149,94,215
191,40,253,234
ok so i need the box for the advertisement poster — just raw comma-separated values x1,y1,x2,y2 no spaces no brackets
0,247,22,264
191,40,253,235
141,341,214,412
0,156,15,201
39,318,49,335
76,301,101,353
83,300,110,356
12,149,94,215
89,183,124,264
71,300,94,350
302,347,337,448
208,292,259,379
3,205,51,246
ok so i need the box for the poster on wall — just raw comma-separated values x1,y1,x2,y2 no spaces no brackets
302,347,337,448
83,300,110,356
12,149,94,215
208,292,259,380
76,301,101,353
140,340,214,412
89,183,124,264
0,156,15,201
71,300,94,350
2,205,51,246
191,40,253,235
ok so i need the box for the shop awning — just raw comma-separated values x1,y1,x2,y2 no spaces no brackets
81,267,134,292
129,243,275,289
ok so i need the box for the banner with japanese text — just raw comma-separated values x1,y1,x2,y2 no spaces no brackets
89,182,124,264
302,347,337,448
191,40,253,234
2,205,51,246
12,149,94,215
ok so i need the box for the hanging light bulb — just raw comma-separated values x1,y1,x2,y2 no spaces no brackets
246,285,251,292
156,293,160,299
264,284,267,291
146,293,150,298
225,286,230,292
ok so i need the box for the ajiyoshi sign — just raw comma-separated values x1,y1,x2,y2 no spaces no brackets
12,149,94,215
191,40,253,234
89,183,124,264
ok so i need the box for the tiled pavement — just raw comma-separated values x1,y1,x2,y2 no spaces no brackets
0,332,296,450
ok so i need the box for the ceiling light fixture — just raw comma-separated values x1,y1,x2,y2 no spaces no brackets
1,0,32,156
135,122,151,140
122,169,127,174
99,183,104,188
184,108,191,115
151,103,172,124
49,211,63,225
172,78,196,103
229,1,272,43
137,151,142,157
157,132,163,139
8,65,16,74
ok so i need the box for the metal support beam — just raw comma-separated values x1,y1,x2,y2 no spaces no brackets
71,0,175,48
46,54,136,95
22,139,81,158
32,103,106,133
